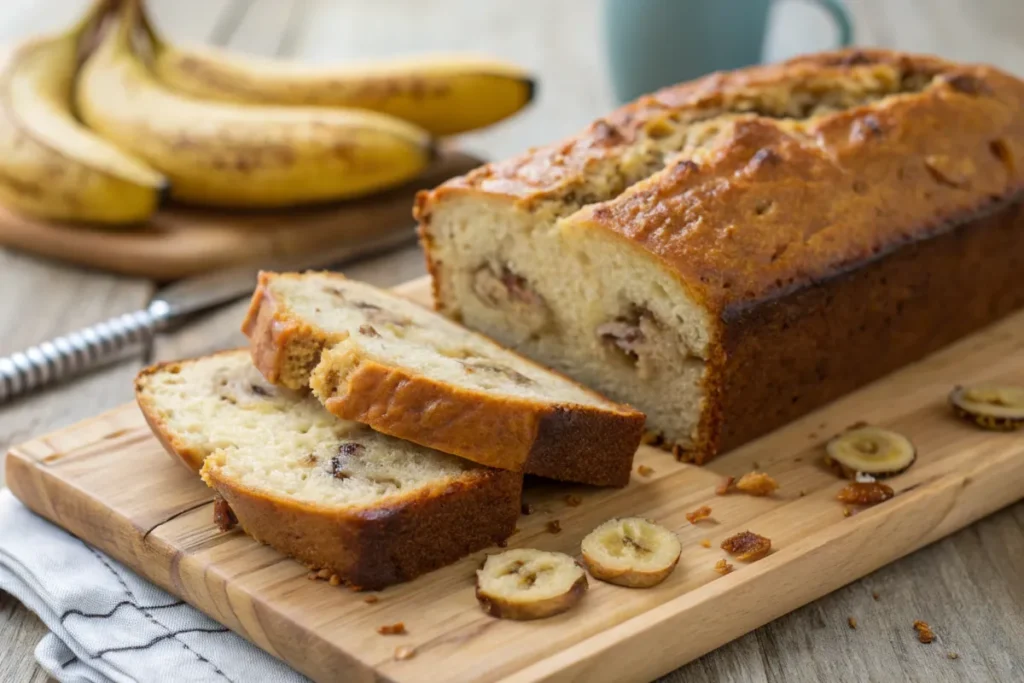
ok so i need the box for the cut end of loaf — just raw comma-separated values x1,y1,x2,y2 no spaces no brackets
420,193,712,457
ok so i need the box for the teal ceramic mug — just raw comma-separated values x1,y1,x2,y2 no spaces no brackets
604,0,852,102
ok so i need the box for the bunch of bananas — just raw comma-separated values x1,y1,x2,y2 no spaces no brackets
0,0,534,225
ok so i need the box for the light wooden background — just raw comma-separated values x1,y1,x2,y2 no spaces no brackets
1,1,1022,681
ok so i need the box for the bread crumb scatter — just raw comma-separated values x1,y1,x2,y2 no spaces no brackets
378,622,407,636
715,476,735,495
521,503,534,515
394,646,416,660
843,507,853,517
714,559,733,575
547,520,562,534
734,471,779,496
637,465,655,477
686,505,712,524
700,539,711,548
837,481,895,505
306,572,318,581
364,595,379,604
947,652,959,660
872,591,880,601
317,568,331,580
565,494,582,507
848,617,857,629
751,461,760,469
721,531,772,562
328,574,341,587
913,620,935,643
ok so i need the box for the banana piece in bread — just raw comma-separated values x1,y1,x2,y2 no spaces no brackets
242,271,645,487
135,350,521,589
416,48,1024,463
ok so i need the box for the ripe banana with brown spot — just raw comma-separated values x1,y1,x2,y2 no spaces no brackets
0,0,167,225
76,1,435,208
141,5,534,136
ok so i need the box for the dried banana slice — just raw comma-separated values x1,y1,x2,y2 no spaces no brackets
949,384,1024,431
475,549,587,620
824,425,917,479
581,517,681,588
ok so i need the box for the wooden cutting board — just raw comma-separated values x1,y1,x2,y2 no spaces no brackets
5,277,1024,683
0,151,481,281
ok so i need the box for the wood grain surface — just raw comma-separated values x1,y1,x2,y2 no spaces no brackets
6,277,1024,683
2,1,1024,682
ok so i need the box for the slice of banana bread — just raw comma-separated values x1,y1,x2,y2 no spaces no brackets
134,350,521,589
242,271,644,487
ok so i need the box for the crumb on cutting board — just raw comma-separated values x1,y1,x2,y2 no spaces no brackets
721,531,772,562
637,465,655,477
686,505,712,524
714,559,733,575
734,471,779,496
378,622,407,636
546,520,562,534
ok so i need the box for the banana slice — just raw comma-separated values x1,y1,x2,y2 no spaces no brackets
824,425,917,479
476,549,587,620
949,384,1024,431
581,517,681,588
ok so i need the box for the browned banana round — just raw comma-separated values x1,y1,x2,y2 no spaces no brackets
581,517,681,588
949,384,1024,431
475,549,587,620
824,425,917,479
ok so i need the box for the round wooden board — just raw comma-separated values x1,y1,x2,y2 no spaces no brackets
0,150,482,281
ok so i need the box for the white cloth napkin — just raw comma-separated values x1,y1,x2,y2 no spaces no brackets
0,489,307,683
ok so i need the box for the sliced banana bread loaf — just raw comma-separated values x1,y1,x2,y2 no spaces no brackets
416,48,1024,463
135,350,521,589
242,271,644,487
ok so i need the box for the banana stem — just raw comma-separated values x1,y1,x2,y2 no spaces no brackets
70,0,116,38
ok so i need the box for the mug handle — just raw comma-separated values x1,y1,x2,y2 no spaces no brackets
807,0,853,46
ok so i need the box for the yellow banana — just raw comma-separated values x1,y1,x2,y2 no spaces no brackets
76,1,435,208
0,0,167,225
142,7,534,136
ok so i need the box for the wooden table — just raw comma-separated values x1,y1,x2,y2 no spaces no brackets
1,1,1022,681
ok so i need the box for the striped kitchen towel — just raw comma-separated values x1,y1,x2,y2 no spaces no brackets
0,489,307,683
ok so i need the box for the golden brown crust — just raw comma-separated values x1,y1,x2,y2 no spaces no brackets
317,356,642,486
241,272,335,391
416,48,1024,464
245,271,645,487
204,463,522,591
707,198,1024,462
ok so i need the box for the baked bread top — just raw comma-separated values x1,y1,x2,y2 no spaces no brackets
417,49,1024,318
242,271,644,486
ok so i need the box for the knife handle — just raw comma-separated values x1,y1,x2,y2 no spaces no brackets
0,301,172,405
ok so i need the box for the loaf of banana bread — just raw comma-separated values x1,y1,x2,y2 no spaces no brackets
416,49,1024,463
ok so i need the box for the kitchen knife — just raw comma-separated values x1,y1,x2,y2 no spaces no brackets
0,228,417,404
